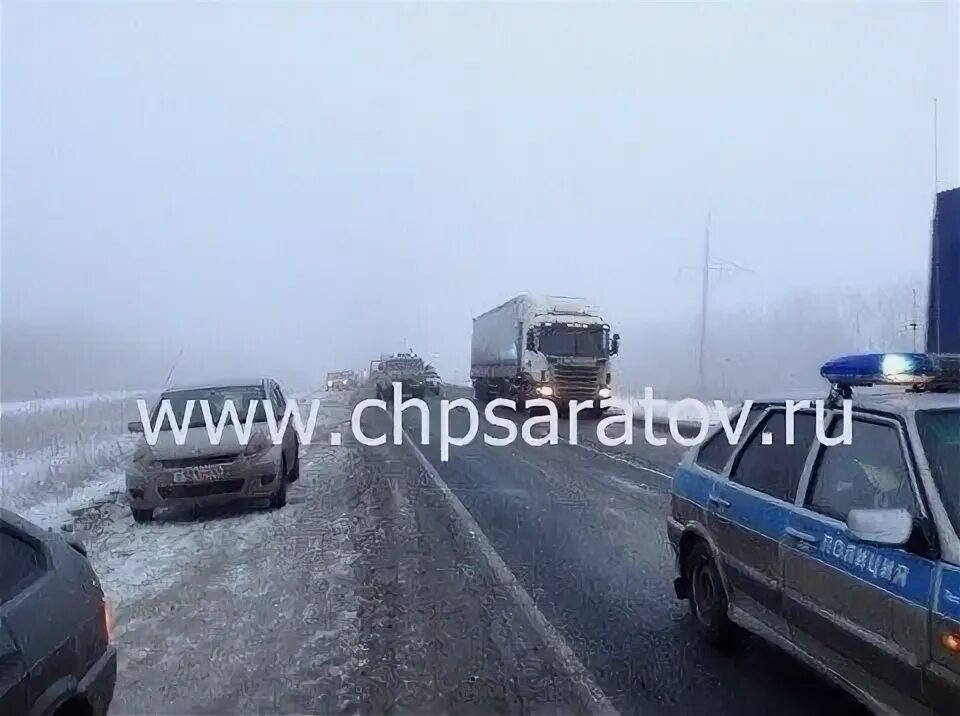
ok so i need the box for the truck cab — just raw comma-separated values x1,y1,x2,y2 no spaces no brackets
523,315,620,405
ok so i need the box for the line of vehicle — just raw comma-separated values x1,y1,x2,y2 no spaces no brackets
399,428,621,716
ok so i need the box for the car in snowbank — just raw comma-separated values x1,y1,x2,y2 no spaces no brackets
0,508,117,716
124,378,300,522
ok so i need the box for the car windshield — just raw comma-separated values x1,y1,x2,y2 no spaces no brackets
152,386,266,429
916,409,960,532
538,325,607,358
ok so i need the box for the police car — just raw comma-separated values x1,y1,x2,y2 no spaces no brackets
667,353,960,715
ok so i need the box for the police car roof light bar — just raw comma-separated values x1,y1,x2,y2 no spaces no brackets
820,352,960,393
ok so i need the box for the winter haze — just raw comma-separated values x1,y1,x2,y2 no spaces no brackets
3,2,957,400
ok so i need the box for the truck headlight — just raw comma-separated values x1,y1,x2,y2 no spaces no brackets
327,380,333,387
536,385,554,397
598,387,612,399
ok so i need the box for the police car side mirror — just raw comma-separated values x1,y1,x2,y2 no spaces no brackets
846,508,913,546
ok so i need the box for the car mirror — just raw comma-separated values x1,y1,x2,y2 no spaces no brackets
127,420,144,433
846,508,913,546
526,329,536,351
611,333,621,356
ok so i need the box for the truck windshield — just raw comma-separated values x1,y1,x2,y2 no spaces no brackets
538,325,607,358
916,409,960,533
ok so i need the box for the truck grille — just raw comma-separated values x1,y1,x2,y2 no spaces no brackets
552,365,604,400
158,480,244,499
158,454,238,469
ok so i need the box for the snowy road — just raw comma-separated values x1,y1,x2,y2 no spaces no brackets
1,386,869,714
2,390,585,713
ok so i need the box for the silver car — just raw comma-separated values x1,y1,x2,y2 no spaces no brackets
125,378,301,523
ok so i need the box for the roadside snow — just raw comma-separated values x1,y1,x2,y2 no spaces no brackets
0,389,156,417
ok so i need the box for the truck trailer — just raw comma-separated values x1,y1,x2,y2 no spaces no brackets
470,294,620,408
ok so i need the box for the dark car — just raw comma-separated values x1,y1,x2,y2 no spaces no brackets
1,509,117,716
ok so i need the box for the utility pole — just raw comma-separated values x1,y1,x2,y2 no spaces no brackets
934,97,939,193
905,289,920,352
926,97,941,353
697,213,711,396
679,212,753,397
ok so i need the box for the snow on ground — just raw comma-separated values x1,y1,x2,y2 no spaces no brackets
1,387,364,713
615,391,737,425
1,390,155,519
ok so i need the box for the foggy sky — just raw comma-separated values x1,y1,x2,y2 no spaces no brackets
3,2,958,397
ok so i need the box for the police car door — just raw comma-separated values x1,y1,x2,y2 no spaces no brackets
708,408,818,634
783,413,936,708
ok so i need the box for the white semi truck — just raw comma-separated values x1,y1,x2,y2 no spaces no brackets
470,294,620,407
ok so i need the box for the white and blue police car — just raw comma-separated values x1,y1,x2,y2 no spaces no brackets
667,352,960,715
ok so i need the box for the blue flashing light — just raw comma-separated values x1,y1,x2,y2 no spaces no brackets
820,352,960,388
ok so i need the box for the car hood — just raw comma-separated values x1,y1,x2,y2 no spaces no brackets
143,424,270,459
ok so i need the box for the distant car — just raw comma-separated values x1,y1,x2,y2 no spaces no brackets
668,352,960,716
125,378,300,522
0,509,117,716
326,371,357,391
423,370,442,395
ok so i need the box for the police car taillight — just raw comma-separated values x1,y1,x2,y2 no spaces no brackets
820,352,960,389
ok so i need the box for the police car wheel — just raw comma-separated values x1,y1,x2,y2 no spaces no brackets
687,542,736,647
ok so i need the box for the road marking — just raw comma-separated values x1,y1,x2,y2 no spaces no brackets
559,437,674,480
401,429,619,716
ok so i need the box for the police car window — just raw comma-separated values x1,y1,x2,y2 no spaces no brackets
730,411,817,502
696,408,763,473
808,420,915,522
0,529,44,603
916,409,960,534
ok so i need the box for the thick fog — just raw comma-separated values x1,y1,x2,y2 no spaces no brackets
3,3,957,399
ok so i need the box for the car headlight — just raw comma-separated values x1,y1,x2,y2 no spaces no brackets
536,385,554,397
598,387,612,399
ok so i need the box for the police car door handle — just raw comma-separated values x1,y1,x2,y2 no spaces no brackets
708,495,731,510
785,526,819,545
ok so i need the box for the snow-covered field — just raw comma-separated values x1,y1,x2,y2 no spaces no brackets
1,390,158,523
